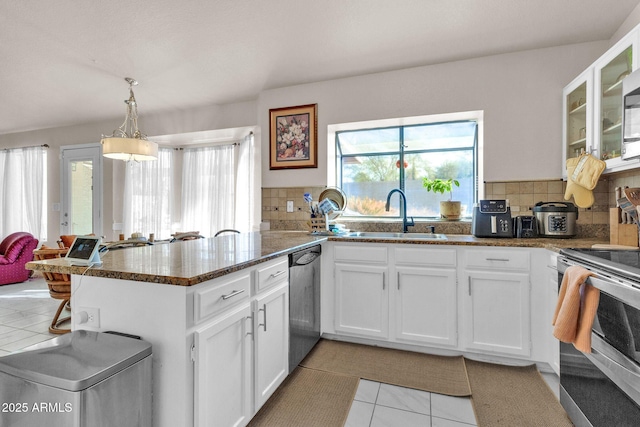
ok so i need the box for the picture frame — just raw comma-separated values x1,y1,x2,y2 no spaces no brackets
269,103,317,170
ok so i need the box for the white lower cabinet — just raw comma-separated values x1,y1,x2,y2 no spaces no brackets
461,248,532,357
194,303,253,427
254,283,289,408
334,262,389,339
394,266,457,347
326,243,553,365
331,244,458,347
462,270,531,356
546,251,560,374
192,257,289,427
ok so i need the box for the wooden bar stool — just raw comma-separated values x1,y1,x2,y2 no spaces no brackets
32,246,71,334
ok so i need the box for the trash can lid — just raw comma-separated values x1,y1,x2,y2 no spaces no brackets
0,330,151,391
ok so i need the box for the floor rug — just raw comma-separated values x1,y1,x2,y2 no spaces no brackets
465,358,573,427
247,366,359,427
300,339,471,396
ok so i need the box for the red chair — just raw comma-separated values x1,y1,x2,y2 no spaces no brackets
0,232,39,286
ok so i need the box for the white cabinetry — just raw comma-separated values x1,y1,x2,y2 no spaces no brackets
461,248,531,357
563,25,640,174
325,242,555,367
334,245,389,339
254,282,289,408
562,69,593,179
546,251,560,375
194,303,253,427
593,30,638,169
192,257,289,427
393,247,457,347
330,243,458,348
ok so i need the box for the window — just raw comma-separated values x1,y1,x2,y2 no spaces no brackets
336,117,478,219
121,133,258,240
0,146,47,239
123,148,173,239
181,145,236,237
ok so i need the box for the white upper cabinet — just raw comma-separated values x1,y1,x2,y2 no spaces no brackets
593,29,640,172
562,69,593,179
564,25,640,175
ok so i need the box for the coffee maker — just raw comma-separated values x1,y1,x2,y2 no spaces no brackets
471,200,513,238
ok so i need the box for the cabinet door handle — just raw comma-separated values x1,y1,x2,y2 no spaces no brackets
382,272,386,290
269,270,287,279
258,304,267,332
397,272,400,290
221,289,245,300
468,276,472,296
245,315,253,338
485,258,509,262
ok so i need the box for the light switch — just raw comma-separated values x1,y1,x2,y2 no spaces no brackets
286,201,294,212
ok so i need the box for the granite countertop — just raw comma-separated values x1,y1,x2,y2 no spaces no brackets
26,231,607,286
26,231,327,286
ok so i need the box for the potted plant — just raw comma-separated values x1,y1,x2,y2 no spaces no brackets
422,178,461,220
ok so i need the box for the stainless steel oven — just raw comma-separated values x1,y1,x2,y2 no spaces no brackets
558,249,640,426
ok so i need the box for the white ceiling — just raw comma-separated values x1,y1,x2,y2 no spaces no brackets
1,0,639,136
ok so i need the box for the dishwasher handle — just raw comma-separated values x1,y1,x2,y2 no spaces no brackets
290,246,322,267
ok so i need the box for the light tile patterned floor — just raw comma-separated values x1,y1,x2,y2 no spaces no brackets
0,276,61,356
346,380,477,427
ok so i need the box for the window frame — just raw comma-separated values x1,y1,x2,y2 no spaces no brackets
335,118,479,220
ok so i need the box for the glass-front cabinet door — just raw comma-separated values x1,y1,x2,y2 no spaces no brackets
593,30,640,171
562,69,593,179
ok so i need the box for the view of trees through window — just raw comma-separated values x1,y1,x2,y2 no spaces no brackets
336,120,477,219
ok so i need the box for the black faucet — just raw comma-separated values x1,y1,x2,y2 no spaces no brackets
385,189,415,233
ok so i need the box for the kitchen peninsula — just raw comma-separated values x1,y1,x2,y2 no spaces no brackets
26,230,606,427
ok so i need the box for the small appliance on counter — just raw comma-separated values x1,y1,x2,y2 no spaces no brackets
472,200,513,238
513,215,538,238
533,201,578,238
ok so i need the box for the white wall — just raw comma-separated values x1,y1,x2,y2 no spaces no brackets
259,41,608,187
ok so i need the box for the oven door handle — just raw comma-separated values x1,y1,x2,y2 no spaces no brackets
586,333,640,404
558,257,640,310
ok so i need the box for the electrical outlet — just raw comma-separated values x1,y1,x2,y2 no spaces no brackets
286,200,294,212
78,307,100,328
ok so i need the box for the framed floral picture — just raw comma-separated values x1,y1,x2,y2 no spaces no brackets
269,104,317,170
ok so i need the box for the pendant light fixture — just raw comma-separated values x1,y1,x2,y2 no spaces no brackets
101,77,158,161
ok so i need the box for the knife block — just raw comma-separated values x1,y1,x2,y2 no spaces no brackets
610,208,639,247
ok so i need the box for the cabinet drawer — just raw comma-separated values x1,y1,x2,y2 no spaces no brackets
464,249,530,271
334,245,387,263
256,258,289,293
395,247,456,267
194,272,251,323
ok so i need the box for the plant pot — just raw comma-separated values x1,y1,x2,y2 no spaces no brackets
440,201,461,220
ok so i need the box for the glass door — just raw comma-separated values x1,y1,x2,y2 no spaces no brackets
562,69,593,179
60,144,103,236
593,30,639,171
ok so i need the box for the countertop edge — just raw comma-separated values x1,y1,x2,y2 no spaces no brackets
26,236,327,287
26,232,604,286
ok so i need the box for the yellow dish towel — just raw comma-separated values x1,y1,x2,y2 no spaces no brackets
552,265,600,354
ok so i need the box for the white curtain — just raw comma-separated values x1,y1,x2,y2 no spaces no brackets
181,145,235,237
123,148,173,239
0,146,47,240
235,133,258,232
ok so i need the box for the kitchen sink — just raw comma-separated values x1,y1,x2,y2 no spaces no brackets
342,231,447,240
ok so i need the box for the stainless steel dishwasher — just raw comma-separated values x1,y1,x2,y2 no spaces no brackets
288,245,321,372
